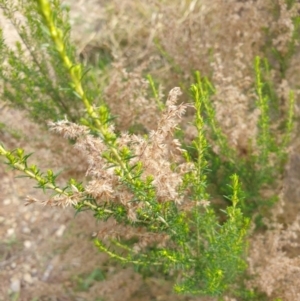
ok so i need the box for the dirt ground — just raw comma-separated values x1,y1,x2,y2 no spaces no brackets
1,1,300,301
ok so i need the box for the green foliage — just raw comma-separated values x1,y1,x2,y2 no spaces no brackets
0,0,101,124
0,0,296,299
146,73,165,111
192,63,294,218
94,173,249,297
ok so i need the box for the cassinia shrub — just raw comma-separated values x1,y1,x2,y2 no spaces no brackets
0,0,297,299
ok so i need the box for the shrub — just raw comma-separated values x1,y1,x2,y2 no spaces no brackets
0,0,298,299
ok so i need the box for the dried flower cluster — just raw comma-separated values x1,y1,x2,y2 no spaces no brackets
48,88,188,217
